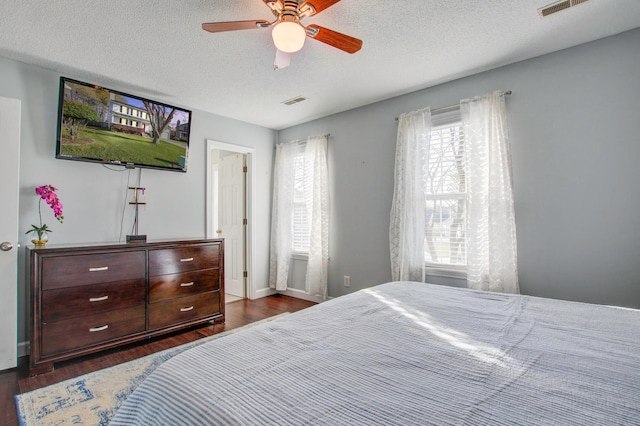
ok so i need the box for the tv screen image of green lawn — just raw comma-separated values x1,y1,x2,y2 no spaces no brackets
59,82,188,169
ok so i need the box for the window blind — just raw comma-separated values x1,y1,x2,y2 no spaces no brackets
425,118,467,268
292,143,310,252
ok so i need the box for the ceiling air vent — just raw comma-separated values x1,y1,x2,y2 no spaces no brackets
282,96,307,106
538,0,589,17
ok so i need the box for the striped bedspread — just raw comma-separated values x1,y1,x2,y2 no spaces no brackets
110,282,640,425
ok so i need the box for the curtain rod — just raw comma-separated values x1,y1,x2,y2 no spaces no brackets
394,90,512,121
275,133,330,148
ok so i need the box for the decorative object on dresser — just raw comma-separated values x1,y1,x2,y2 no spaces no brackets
27,239,224,375
25,184,64,247
126,186,147,243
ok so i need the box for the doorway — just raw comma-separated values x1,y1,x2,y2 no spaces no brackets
215,150,245,301
206,140,256,301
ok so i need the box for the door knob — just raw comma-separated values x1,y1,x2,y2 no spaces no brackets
0,242,13,252
216,229,222,234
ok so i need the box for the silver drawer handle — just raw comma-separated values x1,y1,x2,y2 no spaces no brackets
89,266,109,272
89,325,109,332
180,282,194,287
180,257,194,262
180,306,194,312
89,295,109,302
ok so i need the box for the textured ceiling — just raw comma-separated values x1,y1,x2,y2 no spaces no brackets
0,0,639,130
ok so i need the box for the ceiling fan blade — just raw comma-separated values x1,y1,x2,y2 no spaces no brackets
300,0,341,16
202,20,269,33
306,24,362,54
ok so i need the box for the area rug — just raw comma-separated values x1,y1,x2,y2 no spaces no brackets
15,313,289,426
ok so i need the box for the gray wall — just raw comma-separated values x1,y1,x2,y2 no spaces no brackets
278,28,640,308
0,56,276,347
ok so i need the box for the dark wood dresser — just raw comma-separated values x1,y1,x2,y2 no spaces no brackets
27,239,224,375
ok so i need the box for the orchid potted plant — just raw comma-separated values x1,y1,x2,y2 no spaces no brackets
26,185,64,246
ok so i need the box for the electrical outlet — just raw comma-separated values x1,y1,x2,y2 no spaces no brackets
344,276,350,287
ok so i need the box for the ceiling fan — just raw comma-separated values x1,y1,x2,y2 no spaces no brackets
202,0,363,69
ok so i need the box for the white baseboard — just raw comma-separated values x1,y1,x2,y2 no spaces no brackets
254,286,324,304
252,287,277,299
278,288,325,304
18,340,29,357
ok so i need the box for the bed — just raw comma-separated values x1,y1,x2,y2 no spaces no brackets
110,281,640,425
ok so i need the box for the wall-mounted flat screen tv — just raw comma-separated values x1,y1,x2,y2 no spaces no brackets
56,77,191,172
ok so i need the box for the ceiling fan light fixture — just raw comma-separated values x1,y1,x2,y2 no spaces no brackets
272,21,306,52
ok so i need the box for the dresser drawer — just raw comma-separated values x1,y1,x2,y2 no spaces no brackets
148,291,221,330
41,306,145,356
149,269,219,303
42,279,145,323
148,244,220,276
41,251,146,290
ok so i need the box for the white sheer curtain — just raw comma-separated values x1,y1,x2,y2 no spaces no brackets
389,108,431,282
269,141,296,292
461,91,519,294
390,92,518,294
269,135,329,300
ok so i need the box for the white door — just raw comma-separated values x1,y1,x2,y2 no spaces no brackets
218,153,245,298
0,97,21,370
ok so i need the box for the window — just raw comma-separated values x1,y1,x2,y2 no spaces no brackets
425,116,467,270
391,92,516,290
269,135,329,297
292,143,309,252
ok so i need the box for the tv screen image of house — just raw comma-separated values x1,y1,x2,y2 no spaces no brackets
56,77,191,172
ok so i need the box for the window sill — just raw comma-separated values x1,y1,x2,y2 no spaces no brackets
425,267,467,280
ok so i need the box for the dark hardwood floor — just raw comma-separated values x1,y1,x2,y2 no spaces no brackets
0,295,315,426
